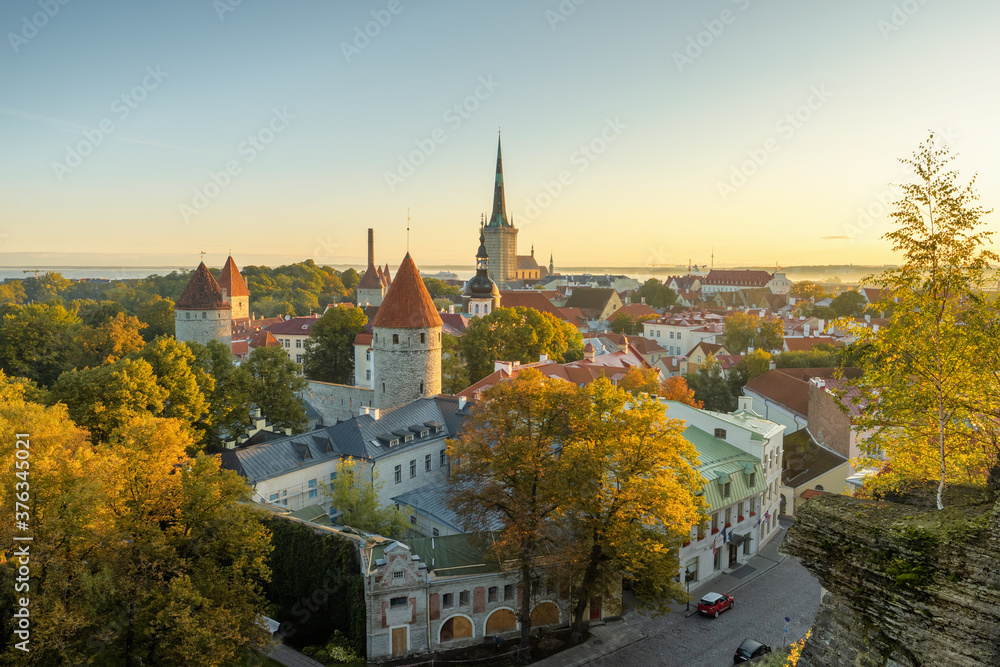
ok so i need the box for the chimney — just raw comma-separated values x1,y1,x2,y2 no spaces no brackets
448,304,455,314
367,228,375,268
584,343,596,361
803,323,810,336
359,406,370,416
370,408,380,420
539,353,548,362
641,297,646,305
458,396,467,410
494,360,513,374
865,314,871,323
737,396,752,413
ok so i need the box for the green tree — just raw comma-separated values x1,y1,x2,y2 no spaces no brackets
23,271,73,302
846,135,999,509
447,369,585,659
724,313,784,354
459,306,583,383
633,279,677,309
135,294,176,341
0,303,82,386
137,337,213,450
325,458,411,538
340,267,360,293
0,281,26,305
302,306,368,384
831,290,867,317
685,358,736,412
49,357,168,443
244,346,309,433
189,339,256,445
774,349,841,368
78,311,147,367
610,313,635,335
559,378,704,637
423,277,461,299
441,332,470,394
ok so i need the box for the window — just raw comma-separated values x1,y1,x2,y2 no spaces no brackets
284,340,290,348
724,482,731,499
714,547,722,571
390,595,406,607
308,479,317,499
749,472,756,488
185,312,190,319
425,454,432,472
737,501,744,518
714,428,726,439
393,334,399,344
432,528,440,536
503,585,514,601
459,591,470,606
409,515,417,525
656,330,661,338
393,571,404,580
711,513,719,532
440,449,447,467
815,484,824,491
724,508,732,525
443,593,453,607
366,370,371,380
383,383,386,393
409,460,416,478
394,465,401,484
202,312,206,319
420,333,425,343
269,493,278,503
330,472,336,489
670,331,675,339
366,350,371,361
296,339,302,348
488,586,498,603
296,354,302,364
419,381,424,393
697,355,702,362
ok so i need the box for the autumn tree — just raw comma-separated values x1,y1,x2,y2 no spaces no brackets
792,280,830,300
459,306,583,383
244,346,309,433
660,375,703,408
558,378,704,637
78,311,147,367
617,366,660,396
302,305,368,384
723,313,784,354
0,303,82,386
447,369,585,659
846,134,999,509
325,458,411,538
137,337,213,450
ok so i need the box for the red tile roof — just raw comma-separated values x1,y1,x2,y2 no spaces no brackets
175,263,232,310
371,253,443,329
744,369,811,416
498,290,564,318
799,489,826,500
265,316,319,335
702,270,773,287
218,255,250,297
784,336,841,352
231,340,249,357
249,330,280,348
609,303,659,320
354,332,373,346
358,264,383,290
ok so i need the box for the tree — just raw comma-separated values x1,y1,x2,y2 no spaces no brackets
723,313,783,355
302,305,367,384
459,306,583,383
135,295,176,341
423,277,461,299
189,339,256,444
0,303,82,386
441,332,470,394
23,271,72,302
660,376,703,408
685,358,736,412
792,280,829,300
617,366,659,396
244,346,309,433
447,369,585,659
774,349,841,368
742,349,772,382
831,290,867,318
0,280,26,305
609,313,634,335
340,267,360,294
49,357,168,443
558,378,704,637
633,279,677,309
78,311,147,367
325,458,411,538
137,337,213,450
846,135,999,509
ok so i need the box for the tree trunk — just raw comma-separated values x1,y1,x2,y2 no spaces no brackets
571,537,604,641
518,547,533,663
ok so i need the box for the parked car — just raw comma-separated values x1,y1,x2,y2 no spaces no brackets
696,592,734,618
733,638,772,663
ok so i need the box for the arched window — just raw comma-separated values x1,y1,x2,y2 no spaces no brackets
393,334,399,344
815,484,824,492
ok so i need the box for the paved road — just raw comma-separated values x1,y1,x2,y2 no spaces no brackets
590,547,820,666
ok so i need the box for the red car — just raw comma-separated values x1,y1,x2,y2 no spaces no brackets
697,592,734,618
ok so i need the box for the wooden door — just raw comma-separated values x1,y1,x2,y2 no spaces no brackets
391,627,407,657
729,544,738,568
589,597,601,620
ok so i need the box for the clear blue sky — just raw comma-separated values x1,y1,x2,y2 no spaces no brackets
1,0,998,270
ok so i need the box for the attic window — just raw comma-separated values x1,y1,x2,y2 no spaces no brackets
404,435,413,443
714,428,727,440
393,571,404,580
389,439,399,447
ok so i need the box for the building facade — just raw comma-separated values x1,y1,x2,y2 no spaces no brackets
357,228,390,307
174,262,233,347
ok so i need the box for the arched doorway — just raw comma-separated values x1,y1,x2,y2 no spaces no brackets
531,601,559,626
780,493,787,515
485,608,517,634
440,615,473,642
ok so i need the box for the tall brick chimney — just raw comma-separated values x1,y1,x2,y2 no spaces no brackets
367,228,375,268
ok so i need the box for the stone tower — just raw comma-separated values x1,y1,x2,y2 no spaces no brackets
370,253,442,410
483,134,518,283
174,262,232,347
357,228,388,306
462,221,500,317
218,255,250,320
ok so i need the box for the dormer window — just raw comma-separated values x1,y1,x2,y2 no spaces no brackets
714,428,727,439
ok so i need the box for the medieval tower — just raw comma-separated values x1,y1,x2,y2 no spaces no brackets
483,135,518,283
174,262,232,347
357,228,389,306
218,254,250,321
370,253,442,410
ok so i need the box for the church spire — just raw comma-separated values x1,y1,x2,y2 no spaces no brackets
487,133,509,228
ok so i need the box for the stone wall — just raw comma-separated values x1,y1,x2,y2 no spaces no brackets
372,326,441,411
807,382,850,458
781,490,1000,667
305,381,375,424
174,309,231,346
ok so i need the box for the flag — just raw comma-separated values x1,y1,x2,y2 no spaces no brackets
712,538,717,555
764,511,770,523
722,528,728,544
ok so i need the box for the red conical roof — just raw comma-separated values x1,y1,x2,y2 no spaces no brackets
218,255,250,297
371,253,443,329
175,263,232,310
358,264,383,289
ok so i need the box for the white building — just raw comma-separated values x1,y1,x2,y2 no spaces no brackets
265,315,320,367
642,312,725,357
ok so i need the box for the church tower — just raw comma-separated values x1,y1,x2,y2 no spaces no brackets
174,262,232,347
370,253,442,410
483,134,518,283
462,220,501,317
218,255,250,321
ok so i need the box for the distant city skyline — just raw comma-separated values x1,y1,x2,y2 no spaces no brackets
2,0,998,269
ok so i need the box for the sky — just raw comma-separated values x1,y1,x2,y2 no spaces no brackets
1,0,999,271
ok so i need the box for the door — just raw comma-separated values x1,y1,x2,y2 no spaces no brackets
391,627,407,657
729,544,738,568
589,597,601,621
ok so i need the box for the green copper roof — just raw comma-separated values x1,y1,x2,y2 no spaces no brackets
682,426,765,512
486,135,510,228
368,532,501,576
